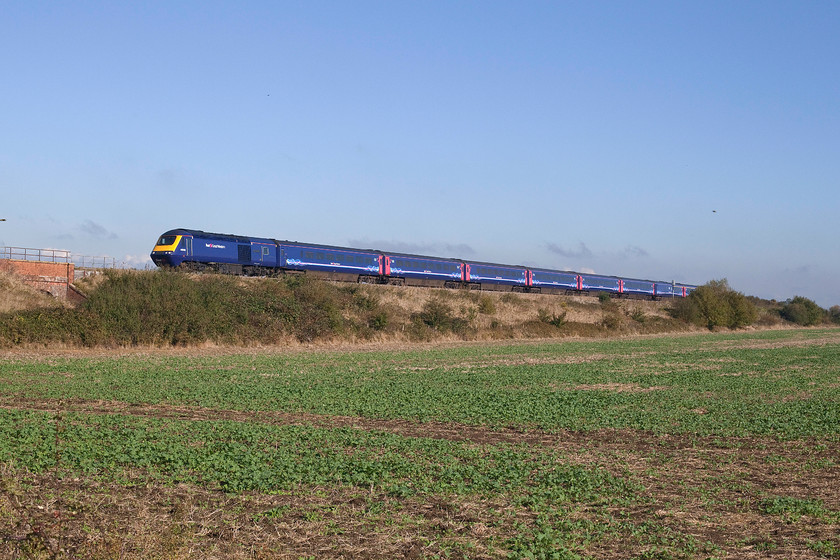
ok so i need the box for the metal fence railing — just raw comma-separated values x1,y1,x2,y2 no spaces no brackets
73,255,118,269
0,246,71,263
1,246,119,269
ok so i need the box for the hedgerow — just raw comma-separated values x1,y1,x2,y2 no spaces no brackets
0,270,830,347
0,270,385,346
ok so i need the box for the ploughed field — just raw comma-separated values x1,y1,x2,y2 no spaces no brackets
1,329,839,559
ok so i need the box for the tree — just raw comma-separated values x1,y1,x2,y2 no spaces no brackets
671,279,757,329
829,305,840,325
780,296,825,326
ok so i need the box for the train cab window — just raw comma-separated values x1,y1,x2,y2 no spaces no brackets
157,236,177,246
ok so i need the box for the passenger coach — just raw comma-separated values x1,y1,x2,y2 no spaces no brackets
151,228,696,299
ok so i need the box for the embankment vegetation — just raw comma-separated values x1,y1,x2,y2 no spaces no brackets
0,270,836,348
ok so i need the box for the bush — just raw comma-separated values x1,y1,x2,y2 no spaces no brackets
671,279,757,329
0,270,367,346
415,297,468,334
601,312,622,330
830,306,840,325
367,311,389,331
780,296,825,326
537,308,567,328
477,295,496,315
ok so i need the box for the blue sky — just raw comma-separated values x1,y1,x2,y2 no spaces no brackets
2,1,838,307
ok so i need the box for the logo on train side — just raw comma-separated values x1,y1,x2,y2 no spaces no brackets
205,243,226,249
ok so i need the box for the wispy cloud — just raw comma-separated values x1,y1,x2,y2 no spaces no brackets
79,220,118,240
622,245,649,258
545,242,592,259
546,242,650,261
348,239,475,258
156,167,183,189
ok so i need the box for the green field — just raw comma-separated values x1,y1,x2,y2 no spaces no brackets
1,329,839,559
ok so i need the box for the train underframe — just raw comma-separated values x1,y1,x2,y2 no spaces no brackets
176,262,667,300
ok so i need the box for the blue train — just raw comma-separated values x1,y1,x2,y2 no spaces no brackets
150,228,696,298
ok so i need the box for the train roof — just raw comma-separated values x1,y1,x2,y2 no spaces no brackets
164,228,259,244
462,259,528,270
157,229,697,288
380,250,462,263
272,239,381,254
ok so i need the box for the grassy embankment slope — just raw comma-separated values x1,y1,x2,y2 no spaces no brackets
0,269,63,314
0,268,793,348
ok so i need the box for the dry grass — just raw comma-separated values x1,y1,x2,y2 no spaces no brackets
0,269,64,313
363,283,685,339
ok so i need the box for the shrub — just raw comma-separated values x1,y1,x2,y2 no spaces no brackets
367,311,389,331
285,275,345,341
415,297,468,334
537,308,567,328
0,270,363,346
830,306,840,325
671,279,757,329
780,296,825,326
601,312,622,330
477,295,496,315
727,289,759,328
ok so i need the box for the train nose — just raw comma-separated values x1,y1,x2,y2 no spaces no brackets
150,252,175,267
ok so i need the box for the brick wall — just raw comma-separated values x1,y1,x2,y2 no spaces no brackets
0,260,76,299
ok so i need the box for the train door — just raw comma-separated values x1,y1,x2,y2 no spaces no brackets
185,236,193,257
253,243,270,263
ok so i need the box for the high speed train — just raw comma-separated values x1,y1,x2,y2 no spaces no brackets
151,228,695,298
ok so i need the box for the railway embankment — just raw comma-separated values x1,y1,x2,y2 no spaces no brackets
0,269,832,348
